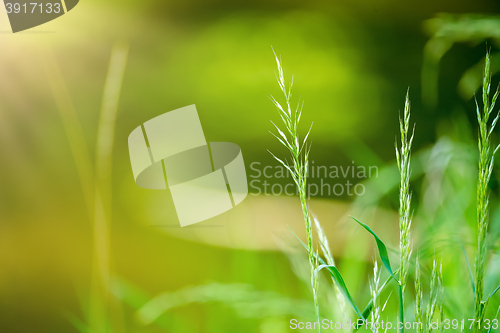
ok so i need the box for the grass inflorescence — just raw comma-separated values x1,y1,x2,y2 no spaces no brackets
268,48,500,333
369,259,382,333
474,50,500,333
267,49,319,322
395,90,415,329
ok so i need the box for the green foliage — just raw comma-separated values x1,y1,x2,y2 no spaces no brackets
352,92,414,332
317,265,366,320
289,227,366,321
351,217,397,281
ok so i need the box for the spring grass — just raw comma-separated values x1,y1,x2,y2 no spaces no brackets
347,93,416,325
369,259,381,333
313,216,348,322
427,260,438,332
474,50,500,332
438,263,444,333
271,49,500,333
414,256,424,333
415,256,445,333
426,259,444,333
268,52,381,327
268,49,319,322
395,90,414,330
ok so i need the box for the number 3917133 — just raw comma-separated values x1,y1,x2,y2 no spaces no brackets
5,3,61,14
443,319,499,330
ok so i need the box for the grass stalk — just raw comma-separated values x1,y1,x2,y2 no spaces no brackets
395,91,414,331
369,258,381,333
268,49,319,323
474,51,500,333
415,256,424,333
427,259,439,333
438,263,444,333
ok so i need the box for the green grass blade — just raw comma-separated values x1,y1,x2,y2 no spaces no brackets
486,284,500,303
290,225,399,323
455,236,476,294
488,306,500,333
351,217,398,282
288,227,365,320
317,265,365,320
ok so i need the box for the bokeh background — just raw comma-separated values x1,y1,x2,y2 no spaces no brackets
1,0,500,332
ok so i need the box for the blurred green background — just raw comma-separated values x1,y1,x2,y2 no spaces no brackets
1,0,500,332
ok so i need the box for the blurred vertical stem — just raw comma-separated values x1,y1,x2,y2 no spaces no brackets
395,91,414,332
44,53,94,212
421,37,453,108
474,51,500,333
44,42,129,332
90,41,129,333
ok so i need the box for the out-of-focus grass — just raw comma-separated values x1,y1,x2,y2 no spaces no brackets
44,41,129,332
422,14,500,107
1,1,500,332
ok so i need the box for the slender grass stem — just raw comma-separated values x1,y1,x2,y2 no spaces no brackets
91,41,129,333
427,260,439,333
369,259,381,333
415,256,424,333
474,51,500,333
268,49,319,324
395,91,414,332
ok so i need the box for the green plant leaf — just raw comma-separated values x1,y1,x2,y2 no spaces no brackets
351,217,398,282
317,265,366,320
288,227,366,321
455,236,475,294
486,284,500,303
488,306,500,333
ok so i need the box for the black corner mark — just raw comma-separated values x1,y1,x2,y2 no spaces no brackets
64,0,77,11
4,0,79,33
